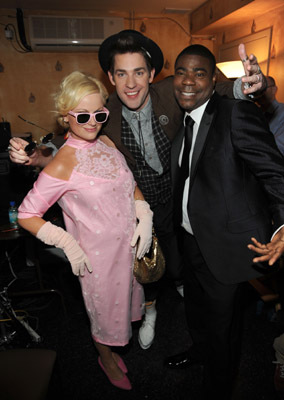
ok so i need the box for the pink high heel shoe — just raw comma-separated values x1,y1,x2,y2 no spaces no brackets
98,357,132,390
117,356,128,373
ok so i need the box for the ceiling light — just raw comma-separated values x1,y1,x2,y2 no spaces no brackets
216,61,245,79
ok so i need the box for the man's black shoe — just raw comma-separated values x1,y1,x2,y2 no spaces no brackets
164,350,202,369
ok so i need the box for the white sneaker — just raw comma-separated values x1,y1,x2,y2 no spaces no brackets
138,302,157,350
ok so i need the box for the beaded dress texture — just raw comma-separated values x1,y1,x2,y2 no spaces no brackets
18,135,144,346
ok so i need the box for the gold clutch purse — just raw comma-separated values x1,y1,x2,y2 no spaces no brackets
133,229,165,284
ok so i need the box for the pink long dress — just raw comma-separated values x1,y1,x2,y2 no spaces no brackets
18,135,144,346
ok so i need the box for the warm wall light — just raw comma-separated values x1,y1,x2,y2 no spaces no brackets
216,61,244,79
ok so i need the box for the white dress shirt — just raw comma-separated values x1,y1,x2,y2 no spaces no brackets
179,99,210,234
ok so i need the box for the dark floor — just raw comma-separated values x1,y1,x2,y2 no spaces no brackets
1,238,284,400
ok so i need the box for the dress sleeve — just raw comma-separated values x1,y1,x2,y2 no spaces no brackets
18,171,69,219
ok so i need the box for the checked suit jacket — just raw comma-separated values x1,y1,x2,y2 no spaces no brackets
171,92,284,284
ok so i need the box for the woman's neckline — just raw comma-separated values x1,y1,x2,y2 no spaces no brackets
65,134,98,149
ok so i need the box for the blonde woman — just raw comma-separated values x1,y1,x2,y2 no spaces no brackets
18,71,153,390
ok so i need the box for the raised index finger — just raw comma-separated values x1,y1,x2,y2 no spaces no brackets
238,43,247,61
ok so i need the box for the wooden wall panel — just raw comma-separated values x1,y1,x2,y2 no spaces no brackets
218,28,272,75
0,9,190,140
214,6,284,102
191,0,254,34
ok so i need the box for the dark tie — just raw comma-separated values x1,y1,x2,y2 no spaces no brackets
180,115,195,178
174,115,195,225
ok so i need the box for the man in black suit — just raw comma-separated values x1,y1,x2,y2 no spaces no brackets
169,44,284,399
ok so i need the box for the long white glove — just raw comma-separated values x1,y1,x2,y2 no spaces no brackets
131,200,153,259
36,221,92,277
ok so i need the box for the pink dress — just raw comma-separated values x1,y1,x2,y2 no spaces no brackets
18,135,144,346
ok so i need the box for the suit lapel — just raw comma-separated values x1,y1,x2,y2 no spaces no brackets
190,92,219,182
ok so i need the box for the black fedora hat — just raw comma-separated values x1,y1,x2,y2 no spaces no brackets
98,30,164,77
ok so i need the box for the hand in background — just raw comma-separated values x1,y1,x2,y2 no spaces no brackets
238,43,267,95
9,137,30,165
248,227,284,266
9,137,53,168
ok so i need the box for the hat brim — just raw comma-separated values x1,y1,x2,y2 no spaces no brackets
98,30,164,77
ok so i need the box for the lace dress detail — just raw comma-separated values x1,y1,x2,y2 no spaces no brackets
18,134,144,346
74,141,121,180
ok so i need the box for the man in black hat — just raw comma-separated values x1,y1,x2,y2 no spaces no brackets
98,30,183,350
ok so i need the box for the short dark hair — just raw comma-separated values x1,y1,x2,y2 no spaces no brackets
175,44,216,76
108,35,153,76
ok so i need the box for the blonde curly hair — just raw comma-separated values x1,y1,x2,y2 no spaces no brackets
53,71,109,128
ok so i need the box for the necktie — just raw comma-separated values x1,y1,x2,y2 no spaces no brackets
174,115,195,225
136,112,146,166
180,115,195,178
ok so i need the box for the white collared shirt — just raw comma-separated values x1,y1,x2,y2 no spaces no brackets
179,99,210,234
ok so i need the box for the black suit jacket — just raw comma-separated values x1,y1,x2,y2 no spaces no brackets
171,92,284,284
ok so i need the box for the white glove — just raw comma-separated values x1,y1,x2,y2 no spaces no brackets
131,200,153,259
37,221,92,276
